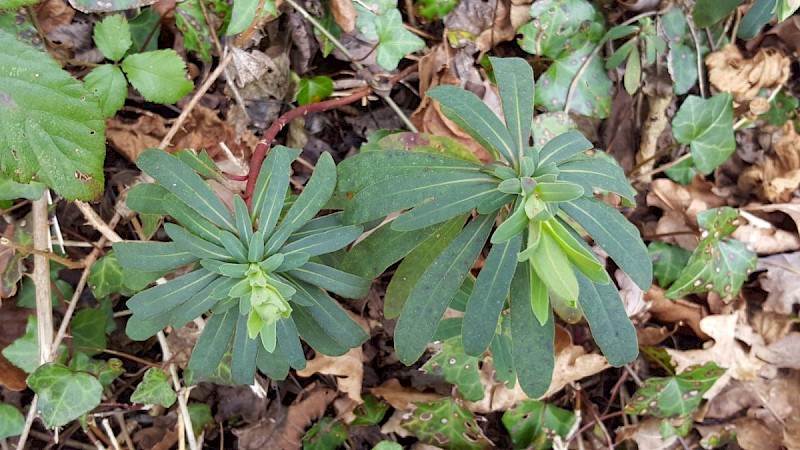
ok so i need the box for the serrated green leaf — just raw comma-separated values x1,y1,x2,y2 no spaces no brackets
502,400,576,449
28,363,102,428
93,15,132,61
297,76,334,105
422,338,484,401
394,213,495,365
428,85,517,164
649,242,692,287
510,262,555,398
462,234,521,356
374,9,424,71
0,404,24,440
401,398,492,449
672,93,735,174
121,50,193,103
562,197,652,290
575,270,638,366
534,43,613,118
127,269,218,319
0,29,105,201
113,240,199,271
83,64,127,117
491,57,533,164
130,368,176,407
187,308,237,376
136,149,235,231
384,215,467,318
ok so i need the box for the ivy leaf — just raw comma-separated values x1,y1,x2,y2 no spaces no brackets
2,315,41,373
28,363,103,428
625,362,725,436
517,0,605,59
400,398,493,449
354,0,396,40
89,250,132,299
665,207,757,298
130,368,177,407
672,93,735,174
421,338,484,401
664,155,697,185
84,64,128,118
226,0,276,36
0,29,106,201
759,90,799,126
302,417,348,450
176,0,231,61
121,49,193,103
71,308,109,356
534,43,613,118
351,395,390,426
648,242,691,288
375,9,425,71
502,400,576,449
415,0,457,20
296,76,334,106
0,404,24,439
93,15,132,62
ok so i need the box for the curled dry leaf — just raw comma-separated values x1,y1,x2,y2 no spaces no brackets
274,382,338,450
646,285,710,340
296,347,365,405
706,45,790,104
758,251,800,315
330,0,357,33
616,418,678,449
739,123,800,202
646,178,726,250
753,332,800,369
369,378,442,411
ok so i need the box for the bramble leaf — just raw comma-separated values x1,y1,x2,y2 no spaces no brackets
121,50,193,103
93,15,132,61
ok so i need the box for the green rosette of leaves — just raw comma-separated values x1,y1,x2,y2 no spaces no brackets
337,57,652,397
113,147,370,384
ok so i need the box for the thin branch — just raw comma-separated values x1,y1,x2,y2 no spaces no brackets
0,237,83,269
75,201,123,243
157,332,198,450
33,196,53,366
686,14,706,98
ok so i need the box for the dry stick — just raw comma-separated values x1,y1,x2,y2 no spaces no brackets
564,8,666,113
158,51,235,150
686,14,706,99
244,63,419,206
157,332,199,450
0,238,82,269
75,201,123,243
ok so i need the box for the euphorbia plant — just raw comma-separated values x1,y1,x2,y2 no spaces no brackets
337,57,652,397
114,147,370,383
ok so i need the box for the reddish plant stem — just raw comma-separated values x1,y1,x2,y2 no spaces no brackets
225,172,249,181
244,63,419,208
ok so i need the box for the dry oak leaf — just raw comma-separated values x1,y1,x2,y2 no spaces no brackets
757,251,800,315
297,347,364,405
705,45,790,103
753,332,800,369
666,312,765,402
646,178,726,250
739,123,800,202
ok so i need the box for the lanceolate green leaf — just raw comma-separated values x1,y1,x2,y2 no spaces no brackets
288,262,372,299
561,197,652,290
164,193,224,246
509,263,554,398
252,146,299,235
337,150,479,193
490,57,533,163
344,172,496,225
113,241,198,271
384,215,468,318
266,152,336,253
391,181,499,231
394,213,495,365
545,219,609,284
164,223,233,261
290,280,369,349
137,149,235,231
738,0,777,39
170,277,227,328
280,225,362,257
462,234,522,356
557,155,636,201
0,29,106,201
671,93,735,174
575,270,638,366
276,318,306,370
126,183,169,214
187,308,237,376
127,269,218,319
234,195,253,246
291,305,350,356
428,85,517,164
528,229,579,302
231,313,259,384
538,130,593,166
126,312,171,341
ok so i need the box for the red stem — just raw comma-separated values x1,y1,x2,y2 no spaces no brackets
243,63,419,209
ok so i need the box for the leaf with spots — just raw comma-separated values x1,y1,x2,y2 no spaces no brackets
662,7,698,95
400,398,493,450
665,207,756,299
625,362,725,437
175,0,231,61
501,400,576,449
302,417,348,450
517,0,604,59
421,337,484,401
67,0,158,13
0,29,105,201
534,43,613,118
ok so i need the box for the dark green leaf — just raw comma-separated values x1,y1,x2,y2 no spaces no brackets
219,230,248,263
226,0,276,35
296,76,334,105
233,195,253,246
649,242,692,287
374,9,425,70
491,57,534,164
502,400,576,449
575,270,638,366
231,312,258,384
557,155,636,201
252,146,299,235
303,417,348,450
738,0,777,39
164,193,224,246
125,183,169,214
187,308,237,376
127,269,218,319
171,277,227,328
288,262,371,299
517,0,604,58
562,197,652,290
89,251,131,299
539,130,593,166
0,29,105,201
281,225,362,257
113,241,199,271
421,337,484,401
291,304,350,356
164,223,232,261
400,398,492,449
256,346,290,380
277,317,306,370
625,362,725,420
290,280,369,350
137,149,235,231
71,309,108,356
28,363,102,428
391,181,499,231
462,234,521,356
671,94,735,174
125,312,171,341
0,404,24,440
394,213,495,365
693,0,744,27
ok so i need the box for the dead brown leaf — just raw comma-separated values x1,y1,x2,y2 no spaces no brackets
34,0,76,35
0,303,32,391
734,417,785,450
645,285,709,339
330,0,357,32
107,105,258,162
754,332,800,369
616,418,678,449
740,123,800,202
757,251,800,315
276,382,338,450
369,378,442,410
646,178,726,250
296,347,365,405
706,45,790,104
